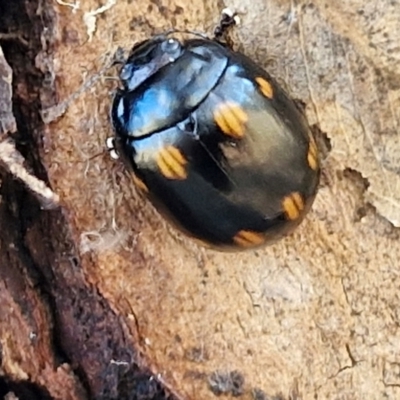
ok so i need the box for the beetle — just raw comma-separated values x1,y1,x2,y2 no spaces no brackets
109,16,320,251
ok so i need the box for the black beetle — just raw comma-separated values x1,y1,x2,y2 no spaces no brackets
110,17,320,251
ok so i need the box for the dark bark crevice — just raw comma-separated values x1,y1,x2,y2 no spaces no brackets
0,1,177,398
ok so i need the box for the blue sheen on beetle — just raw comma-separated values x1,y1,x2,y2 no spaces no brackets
111,33,320,251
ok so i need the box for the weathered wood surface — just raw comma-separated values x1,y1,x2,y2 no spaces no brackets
0,0,399,399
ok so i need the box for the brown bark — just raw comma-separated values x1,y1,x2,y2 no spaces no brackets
0,1,399,400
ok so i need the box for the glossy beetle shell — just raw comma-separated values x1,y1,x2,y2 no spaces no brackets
111,35,320,251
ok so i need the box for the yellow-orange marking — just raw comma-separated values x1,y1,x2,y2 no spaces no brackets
255,77,274,99
214,101,248,138
156,146,188,180
282,192,305,220
131,174,148,192
307,137,319,171
233,230,265,248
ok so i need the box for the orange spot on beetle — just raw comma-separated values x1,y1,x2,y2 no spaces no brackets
282,192,305,220
131,174,149,192
233,230,265,247
156,146,188,180
307,138,319,171
255,77,274,99
214,101,248,138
